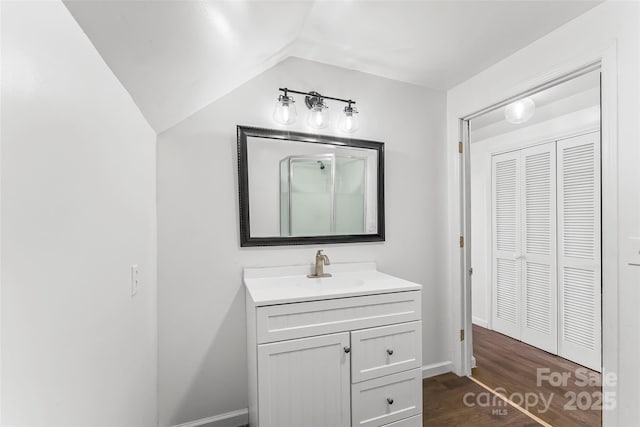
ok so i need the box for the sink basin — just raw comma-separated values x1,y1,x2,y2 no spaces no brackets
301,276,365,289
243,262,422,306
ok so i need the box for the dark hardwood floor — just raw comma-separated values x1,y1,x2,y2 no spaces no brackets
423,326,602,426
471,324,602,427
423,372,541,426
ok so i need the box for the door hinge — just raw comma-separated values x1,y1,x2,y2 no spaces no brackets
460,236,464,248
458,141,463,153
460,329,465,341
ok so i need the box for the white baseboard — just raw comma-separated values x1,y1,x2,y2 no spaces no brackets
472,316,488,328
421,361,454,378
172,409,248,427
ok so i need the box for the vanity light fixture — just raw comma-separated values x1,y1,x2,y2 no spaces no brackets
273,88,358,133
272,89,297,125
305,92,330,130
338,102,359,133
504,97,536,124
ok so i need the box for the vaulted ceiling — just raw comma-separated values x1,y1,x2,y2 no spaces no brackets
64,1,600,133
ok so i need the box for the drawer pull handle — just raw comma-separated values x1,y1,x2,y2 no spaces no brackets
387,398,394,405
344,346,351,354
386,349,394,355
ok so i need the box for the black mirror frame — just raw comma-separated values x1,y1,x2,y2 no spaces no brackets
237,125,385,247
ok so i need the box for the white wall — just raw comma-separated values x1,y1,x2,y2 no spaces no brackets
471,106,599,328
157,57,447,426
1,2,157,426
447,1,640,424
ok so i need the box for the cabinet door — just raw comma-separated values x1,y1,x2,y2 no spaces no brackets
557,133,601,371
257,332,351,427
521,142,558,353
492,150,522,339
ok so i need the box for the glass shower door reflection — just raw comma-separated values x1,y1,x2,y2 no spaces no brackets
281,156,334,236
335,157,366,234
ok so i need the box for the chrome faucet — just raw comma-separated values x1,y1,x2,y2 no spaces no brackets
308,250,332,278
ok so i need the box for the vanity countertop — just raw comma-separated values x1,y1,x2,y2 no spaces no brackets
243,262,421,306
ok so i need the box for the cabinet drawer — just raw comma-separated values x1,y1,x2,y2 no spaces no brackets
256,291,421,344
382,415,422,427
351,321,422,383
352,368,422,427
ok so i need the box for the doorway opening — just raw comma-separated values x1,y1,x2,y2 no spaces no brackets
463,66,603,426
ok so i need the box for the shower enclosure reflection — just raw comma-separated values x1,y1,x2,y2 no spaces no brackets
237,126,384,246
280,154,367,236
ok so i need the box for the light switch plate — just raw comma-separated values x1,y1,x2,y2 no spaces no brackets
131,264,140,296
624,237,640,267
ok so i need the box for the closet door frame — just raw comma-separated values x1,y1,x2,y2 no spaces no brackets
456,50,618,425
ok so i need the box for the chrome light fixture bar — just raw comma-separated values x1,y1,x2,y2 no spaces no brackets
273,87,359,133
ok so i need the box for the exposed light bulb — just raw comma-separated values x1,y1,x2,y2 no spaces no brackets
338,104,359,133
306,100,329,130
273,94,297,125
345,116,353,130
504,97,535,124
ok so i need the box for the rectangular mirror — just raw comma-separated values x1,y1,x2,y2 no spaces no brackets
237,126,385,246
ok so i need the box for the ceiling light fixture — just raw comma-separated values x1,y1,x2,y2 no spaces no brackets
273,88,358,133
504,97,536,124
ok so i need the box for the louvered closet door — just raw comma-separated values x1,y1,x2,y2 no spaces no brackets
491,151,522,340
520,143,557,354
557,132,601,371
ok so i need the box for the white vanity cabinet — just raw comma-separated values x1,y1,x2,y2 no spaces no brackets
245,263,423,427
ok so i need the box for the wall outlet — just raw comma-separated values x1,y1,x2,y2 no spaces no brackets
131,264,140,297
